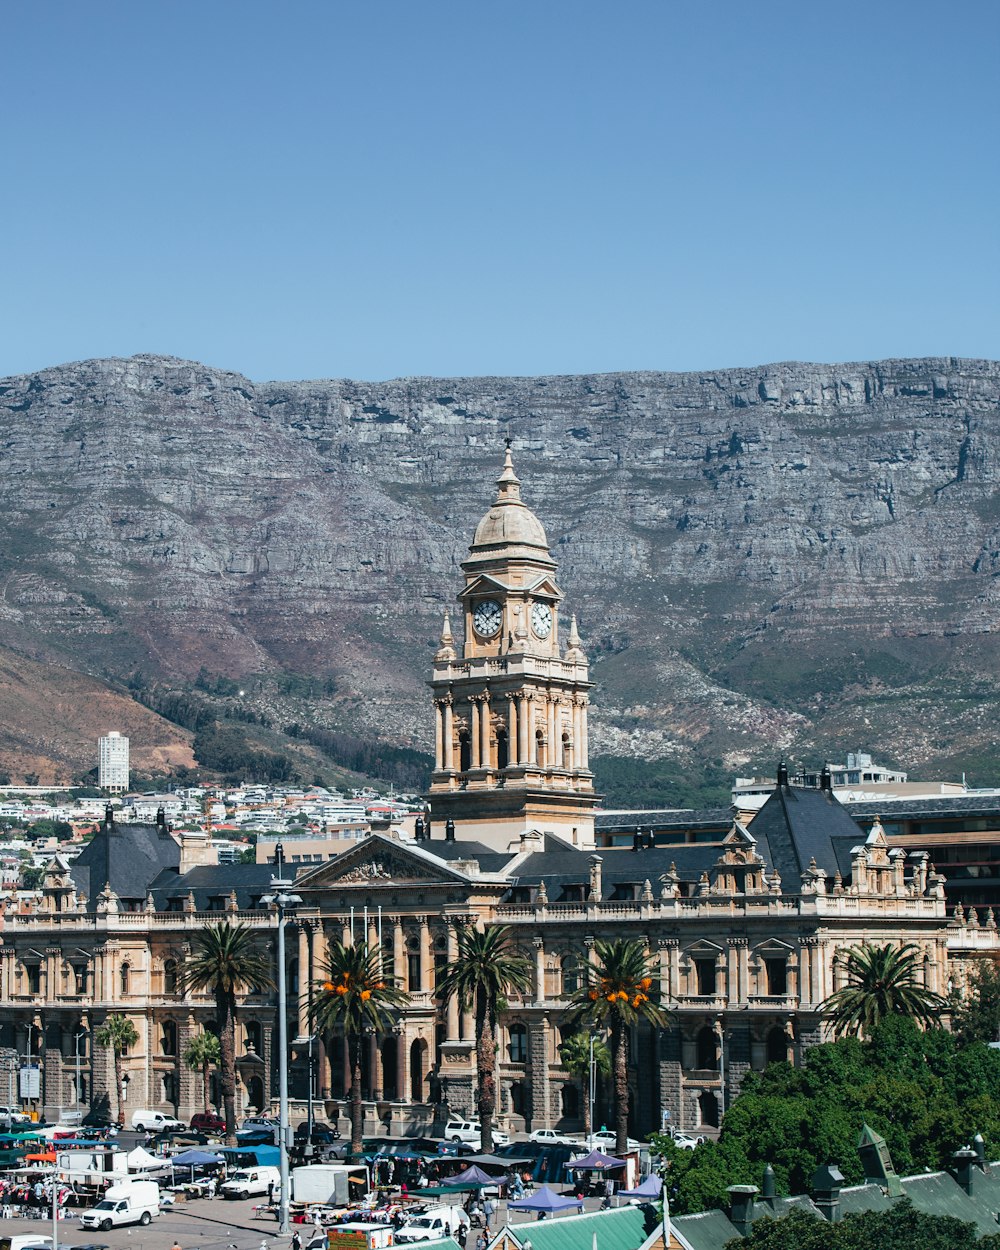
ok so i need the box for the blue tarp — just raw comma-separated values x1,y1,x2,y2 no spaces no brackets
170,1148,224,1166
221,1144,280,1167
620,1174,662,1198
565,1150,626,1171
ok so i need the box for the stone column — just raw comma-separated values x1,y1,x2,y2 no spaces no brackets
533,938,546,1004
419,917,431,992
518,695,530,764
298,924,311,1037
443,700,454,771
470,701,481,769
446,929,460,1040
369,1034,381,1101
507,697,517,766
529,1017,550,1128
434,702,444,770
579,698,589,769
393,921,405,988
481,693,492,768
396,1029,407,1103
547,698,556,765
317,1035,331,1099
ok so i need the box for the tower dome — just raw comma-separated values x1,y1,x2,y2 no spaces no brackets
468,444,551,558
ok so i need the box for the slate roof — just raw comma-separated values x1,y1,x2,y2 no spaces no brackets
747,784,865,884
596,809,732,834
148,862,276,911
669,1207,740,1250
422,839,516,874
847,795,1000,821
71,815,181,906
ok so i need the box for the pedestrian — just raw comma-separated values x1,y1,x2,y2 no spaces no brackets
292,1232,302,1250
476,1235,487,1250
170,1241,182,1250
267,1179,275,1205
483,1197,495,1228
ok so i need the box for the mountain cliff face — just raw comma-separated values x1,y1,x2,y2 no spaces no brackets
1,353,999,788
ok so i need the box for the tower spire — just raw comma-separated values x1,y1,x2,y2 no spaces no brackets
494,443,521,503
435,611,456,662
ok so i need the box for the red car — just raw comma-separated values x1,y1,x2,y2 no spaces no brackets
190,1112,226,1133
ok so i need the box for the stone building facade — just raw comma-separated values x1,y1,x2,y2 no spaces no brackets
0,448,996,1133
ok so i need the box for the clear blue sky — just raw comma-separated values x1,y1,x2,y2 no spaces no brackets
4,1,998,382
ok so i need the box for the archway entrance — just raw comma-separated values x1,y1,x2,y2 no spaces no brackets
409,1039,427,1103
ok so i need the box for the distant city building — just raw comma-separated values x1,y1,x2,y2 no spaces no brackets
97,731,129,792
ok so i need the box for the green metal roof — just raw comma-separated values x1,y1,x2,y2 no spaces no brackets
670,1208,740,1250
505,1205,660,1250
900,1169,1000,1237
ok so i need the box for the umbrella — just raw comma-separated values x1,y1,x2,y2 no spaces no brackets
449,1165,495,1187
565,1150,626,1170
620,1174,662,1198
508,1185,584,1213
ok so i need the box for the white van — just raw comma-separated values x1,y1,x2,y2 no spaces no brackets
220,1165,282,1199
80,1180,160,1230
129,1109,183,1132
396,1206,471,1244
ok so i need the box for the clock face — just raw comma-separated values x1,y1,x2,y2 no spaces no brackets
473,599,503,638
531,602,553,639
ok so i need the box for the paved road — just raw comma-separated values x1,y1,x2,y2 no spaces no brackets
0,1193,618,1250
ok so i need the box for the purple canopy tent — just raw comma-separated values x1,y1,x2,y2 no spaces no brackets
508,1184,585,1214
449,1164,496,1187
565,1150,626,1170
619,1174,662,1198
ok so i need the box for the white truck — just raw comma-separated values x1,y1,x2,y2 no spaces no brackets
79,1180,160,1230
129,1109,184,1132
292,1163,366,1206
220,1164,282,1199
396,1205,471,1244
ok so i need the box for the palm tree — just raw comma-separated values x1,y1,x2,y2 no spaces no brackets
559,1032,611,1141
820,942,948,1038
181,921,274,1143
95,1013,139,1126
310,940,408,1154
436,924,533,1152
183,1030,222,1113
564,938,669,1156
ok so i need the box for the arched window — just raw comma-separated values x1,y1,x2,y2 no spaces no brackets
459,731,472,773
161,1021,177,1056
508,1023,528,1064
245,1021,262,1054
163,959,178,994
561,957,581,996
696,1026,719,1070
120,963,131,996
535,730,545,767
698,1090,719,1128
766,1027,789,1066
496,728,509,770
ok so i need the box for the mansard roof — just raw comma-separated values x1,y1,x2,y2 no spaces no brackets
748,782,865,884
71,813,180,906
149,862,275,911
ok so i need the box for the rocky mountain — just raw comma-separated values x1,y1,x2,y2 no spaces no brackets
1,353,999,794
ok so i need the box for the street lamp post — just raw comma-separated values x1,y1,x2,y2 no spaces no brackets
588,1033,596,1149
74,1030,87,1113
262,843,302,1237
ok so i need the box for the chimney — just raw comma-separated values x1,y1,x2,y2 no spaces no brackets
414,816,425,842
974,1132,987,1170
953,1147,977,1196
811,1164,844,1222
820,765,832,793
632,829,641,852
104,803,115,830
445,819,456,843
777,760,789,789
760,1164,776,1210
726,1185,758,1236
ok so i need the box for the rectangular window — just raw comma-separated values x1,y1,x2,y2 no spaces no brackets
764,958,787,996
695,959,715,997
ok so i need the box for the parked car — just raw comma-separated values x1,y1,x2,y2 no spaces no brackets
130,1109,183,1133
0,1106,31,1125
443,1119,509,1146
80,1181,161,1230
190,1111,226,1133
668,1131,705,1150
294,1120,340,1144
237,1126,279,1146
396,1206,472,1244
589,1130,645,1151
220,1165,282,1199
241,1115,279,1129
150,1130,210,1150
528,1128,580,1147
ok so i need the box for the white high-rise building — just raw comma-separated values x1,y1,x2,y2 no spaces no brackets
98,731,130,792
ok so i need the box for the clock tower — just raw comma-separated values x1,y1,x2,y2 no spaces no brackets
427,445,597,849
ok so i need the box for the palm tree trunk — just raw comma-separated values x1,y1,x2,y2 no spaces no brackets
113,1049,125,1127
350,1033,363,1155
218,992,238,1145
202,1060,211,1113
476,990,496,1151
613,1020,629,1157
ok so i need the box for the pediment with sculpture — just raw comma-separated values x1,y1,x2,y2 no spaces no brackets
295,836,472,892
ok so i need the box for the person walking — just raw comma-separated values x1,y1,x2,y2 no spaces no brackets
483,1196,495,1228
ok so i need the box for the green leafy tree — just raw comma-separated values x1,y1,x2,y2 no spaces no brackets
819,943,947,1038
95,1013,139,1126
436,925,533,1151
559,1032,610,1139
184,1030,222,1113
181,921,274,1143
310,940,408,1153
726,1199,1000,1249
564,937,669,1155
952,958,1000,1044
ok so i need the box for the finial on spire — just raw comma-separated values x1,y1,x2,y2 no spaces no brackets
435,611,456,662
495,443,521,502
564,613,586,662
